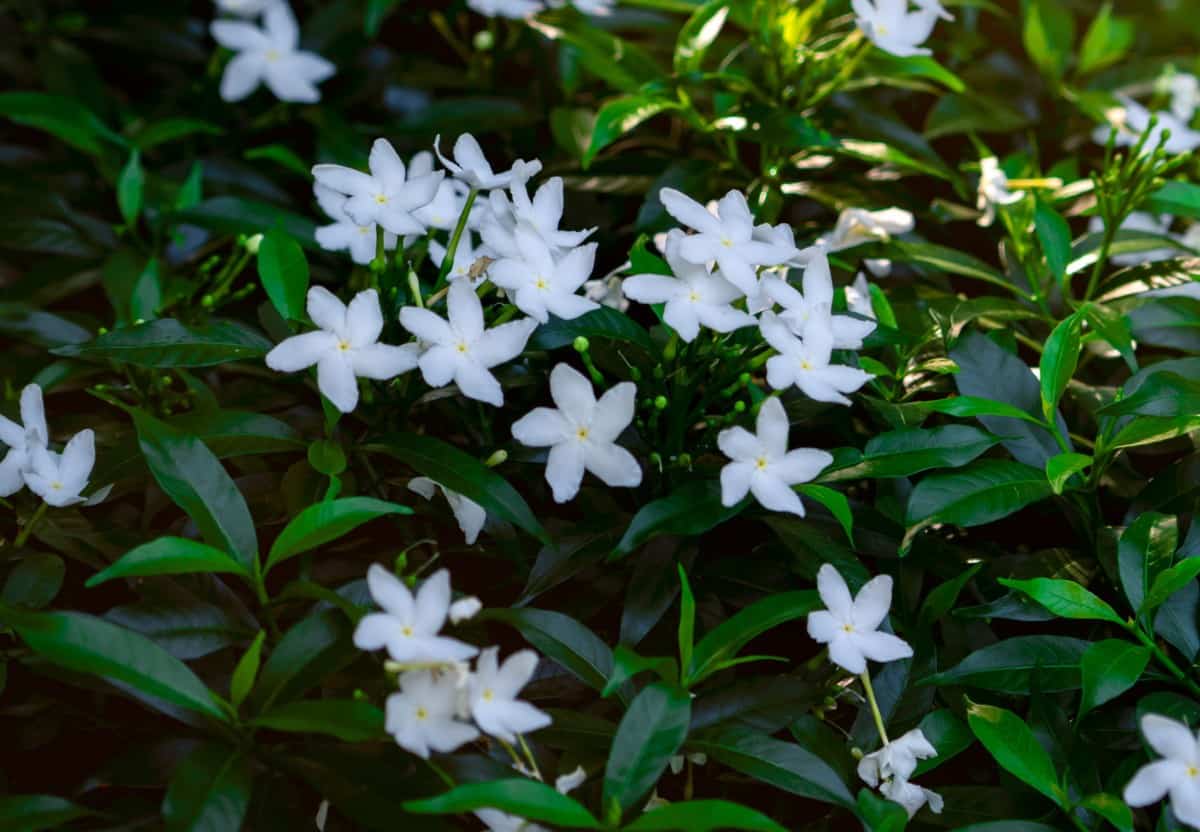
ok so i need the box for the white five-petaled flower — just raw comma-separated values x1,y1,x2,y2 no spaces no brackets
818,207,915,253
386,669,480,759
859,728,943,818
435,133,543,191
355,565,479,664
844,273,876,320
760,252,876,350
717,397,832,517
975,157,1025,227
760,311,874,405
430,231,494,286
399,281,537,407
313,184,396,266
806,563,913,674
468,647,552,742
489,228,600,323
449,596,483,624
852,0,939,57
0,384,48,497
1124,714,1200,829
408,477,487,546
1094,96,1200,157
24,430,96,508
265,287,418,413
467,0,545,18
483,174,593,259
312,139,444,237
659,188,796,296
210,1,334,103
623,229,756,342
511,363,642,503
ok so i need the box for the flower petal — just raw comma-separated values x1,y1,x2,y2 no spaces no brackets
852,575,895,631
827,634,867,674
354,612,398,651
367,563,414,617
623,274,681,305
351,343,419,380
1123,759,1183,806
454,361,504,406
660,188,722,236
266,330,337,372
583,442,642,488
345,289,384,347
369,138,406,187
756,397,790,459
719,461,753,507
474,319,537,368
312,164,373,197
717,426,760,462
316,351,358,412
512,408,571,447
806,609,840,645
545,441,586,503
749,473,806,516
591,382,636,443
817,564,854,620
772,448,833,485
210,20,270,51
418,346,459,388
19,384,46,445
307,286,347,334
1143,714,1198,761
549,363,596,426
219,52,265,102
400,307,453,345
448,281,485,342
413,569,452,635
855,629,914,665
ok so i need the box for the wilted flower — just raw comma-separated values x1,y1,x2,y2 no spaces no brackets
468,647,552,742
1124,714,1200,829
859,728,937,786
435,133,543,191
24,430,95,508
975,157,1025,227
312,139,444,237
717,397,833,517
408,477,487,545
386,670,480,758
489,228,600,323
806,563,913,674
0,384,48,497
354,565,480,665
511,363,641,503
313,184,396,266
583,272,629,312
399,281,538,407
210,1,334,103
853,0,939,58
265,288,418,413
760,311,874,405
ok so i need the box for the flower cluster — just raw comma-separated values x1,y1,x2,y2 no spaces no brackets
354,565,552,760
210,0,334,103
0,384,97,508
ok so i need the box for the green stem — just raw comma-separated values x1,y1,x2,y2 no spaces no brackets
14,502,48,548
860,670,889,745
436,188,479,289
517,734,543,781
1127,623,1200,698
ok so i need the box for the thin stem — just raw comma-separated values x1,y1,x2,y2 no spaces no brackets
1127,623,1200,698
860,670,890,746
517,734,543,781
14,502,48,548
436,188,479,289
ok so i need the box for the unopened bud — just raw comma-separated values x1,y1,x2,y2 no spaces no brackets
733,400,746,413
573,336,590,353
654,395,668,410
484,449,508,467
243,233,263,254
630,367,642,382
394,552,408,575
850,747,864,760
201,294,215,308
473,29,494,51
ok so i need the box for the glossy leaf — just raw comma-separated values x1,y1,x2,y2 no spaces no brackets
1118,512,1177,619
257,230,309,322
87,537,251,587
1039,312,1082,425
1078,639,1150,717
54,318,272,367
266,497,412,574
117,149,144,227
691,730,855,808
405,780,601,828
614,480,743,557
229,630,265,709
253,699,385,742
529,306,655,355
603,683,692,815
486,608,614,695
828,425,1000,480
674,0,730,74
584,95,680,169
998,577,1123,624
625,800,787,831
162,744,252,832
1045,452,1091,494
924,635,1090,693
967,702,1064,806
687,591,819,685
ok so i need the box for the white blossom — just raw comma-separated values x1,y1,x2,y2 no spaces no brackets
976,157,1025,227
1124,714,1200,829
760,252,876,349
399,281,537,407
845,273,876,320
0,384,48,497
859,729,937,786
435,133,543,191
880,778,945,818
449,596,483,624
1093,96,1200,156
482,174,594,259
312,139,444,237
354,565,479,665
489,228,600,323
468,647,552,742
852,0,939,58
511,363,641,503
265,288,418,413
818,207,914,253
386,669,480,758
429,231,494,286
408,477,487,545
313,184,395,265
467,0,544,19
806,563,913,674
760,311,873,405
623,229,756,342
717,397,832,517
1169,73,1200,123
210,1,334,103
24,430,95,508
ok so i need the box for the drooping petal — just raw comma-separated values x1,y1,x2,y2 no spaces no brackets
764,356,797,392
816,563,854,621
512,408,571,447
0,451,26,497
1123,760,1184,806
545,292,599,322
749,473,806,516
408,477,438,500
446,492,487,545
1170,778,1200,828
661,300,701,342
367,562,414,618
854,629,914,665
0,415,25,449
219,52,266,102
719,461,754,506
351,343,420,380
590,382,637,443
266,331,338,372
583,442,642,488
696,302,755,335
345,289,384,347
375,205,427,237
58,429,94,494
756,397,790,459
413,569,452,635
316,351,359,413
426,717,481,754
714,252,758,295
852,575,895,631
545,441,586,503
549,363,596,426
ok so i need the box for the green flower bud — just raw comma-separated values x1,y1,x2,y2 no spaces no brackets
733,400,746,413
653,366,665,380
654,395,668,410
629,367,642,382
243,233,264,254
394,552,408,575
484,449,508,467
201,294,215,308
677,453,692,468
573,336,590,353
473,29,494,51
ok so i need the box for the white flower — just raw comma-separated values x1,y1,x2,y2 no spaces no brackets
429,231,494,286
584,272,629,312
489,228,600,324
23,430,95,508
399,281,537,407
412,163,471,233
1093,97,1200,156
1088,213,1177,266
354,565,480,664
623,230,756,342
0,384,48,497
408,477,487,545
312,139,444,237
214,0,277,16
467,0,544,18
845,273,876,320
818,207,914,253
210,1,334,103
265,288,418,413
483,175,593,258
468,647,552,742
880,778,944,819
760,253,876,349
1124,714,1200,829
858,729,938,786
386,670,480,758
760,311,873,405
511,363,641,503
475,767,586,832
913,0,952,20
435,133,543,191
717,397,832,517
806,563,913,674
546,0,614,14
852,0,939,57
313,184,396,265
659,188,795,296
1169,73,1200,123
449,596,483,624
976,157,1025,227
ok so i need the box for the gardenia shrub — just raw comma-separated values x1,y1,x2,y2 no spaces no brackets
1,0,1200,830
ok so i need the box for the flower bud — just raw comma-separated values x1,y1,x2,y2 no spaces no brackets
201,294,215,309
243,233,263,254
733,400,746,413
394,552,408,575
573,336,590,353
484,449,508,467
653,395,668,411
473,29,494,51
850,747,864,760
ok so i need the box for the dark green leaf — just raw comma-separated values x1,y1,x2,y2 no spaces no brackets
529,306,655,355
253,699,385,742
924,635,1090,692
1118,512,1177,618
486,608,614,695
690,730,854,808
1078,639,1149,717
2,554,65,609
229,630,265,709
998,577,1123,624
603,683,692,814
117,150,144,227
614,480,743,557
405,780,601,828
87,537,251,587
1143,557,1200,613
0,795,92,831
584,95,680,169
251,610,355,710
0,91,123,154
176,196,317,248
687,591,819,685
826,425,1000,480
1078,3,1133,74
625,800,787,831
1034,199,1071,286
1039,313,1082,423
967,702,1064,806
1022,0,1074,78
266,497,411,574
1145,181,1200,219
54,318,272,367
1045,452,1091,494
162,744,252,832
257,231,309,322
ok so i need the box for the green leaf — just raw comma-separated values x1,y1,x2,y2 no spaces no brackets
132,410,258,568
913,709,974,776
528,13,661,95
0,605,226,721
168,409,304,457
2,554,65,609
795,485,853,544
266,497,412,575
133,117,223,150
967,701,1064,806
366,433,548,543
1110,414,1200,449
674,0,730,74
826,425,1000,480
1144,180,1200,219
1034,199,1071,286
117,149,144,227
365,0,403,36
177,162,204,211
162,744,252,832
54,318,272,367
918,565,982,632
176,196,317,248
1022,0,1074,78
251,610,354,711
229,630,265,709
1077,3,1132,74
690,730,854,808
625,800,787,831
87,537,252,587
1143,557,1200,613
863,52,965,93
584,95,680,169
1039,313,1082,424
0,795,92,831
856,789,909,832
1078,639,1150,717
1118,512,1177,619
529,306,655,355
1078,794,1133,832
1045,452,1091,494
0,91,124,155
1099,372,1200,419
603,645,677,698
687,591,819,685
486,608,614,695
405,780,601,828
998,577,1123,624
603,683,692,815
924,635,1090,693
252,699,385,742
257,231,310,322
678,564,695,679
920,395,1047,427
614,480,743,557
888,241,1008,289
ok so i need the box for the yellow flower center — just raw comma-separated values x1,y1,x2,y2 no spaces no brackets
720,237,733,248
875,23,888,36
359,226,371,234
337,340,351,351
456,341,469,354
401,626,414,637
482,689,494,702
688,290,701,302
576,427,590,441
415,707,428,721
265,49,281,61
1189,766,1200,778
51,481,63,491
800,359,812,370
375,194,389,205
535,276,549,290
842,623,855,633
755,456,769,470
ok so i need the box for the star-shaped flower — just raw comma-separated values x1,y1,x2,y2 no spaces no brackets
24,430,95,508
482,175,594,258
488,228,600,324
976,157,1025,227
760,310,874,405
468,647,552,742
806,563,913,674
511,363,642,503
760,252,876,350
435,133,543,191
210,1,335,103
0,384,48,497
852,0,939,57
313,183,396,266
386,670,480,759
354,565,479,665
717,396,832,517
312,139,444,237
1124,714,1200,829
818,207,914,252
